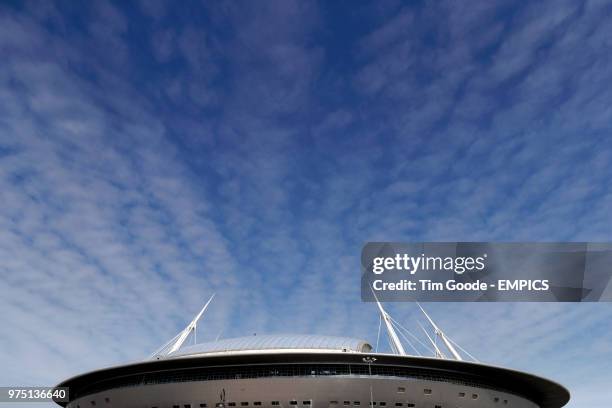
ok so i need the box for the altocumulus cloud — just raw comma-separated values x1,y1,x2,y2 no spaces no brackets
0,2,242,389
0,1,612,408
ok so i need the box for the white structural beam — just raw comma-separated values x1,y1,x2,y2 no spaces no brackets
417,321,445,358
417,303,462,361
371,289,407,356
168,294,215,354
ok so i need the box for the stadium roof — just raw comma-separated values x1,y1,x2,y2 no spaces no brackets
168,334,372,357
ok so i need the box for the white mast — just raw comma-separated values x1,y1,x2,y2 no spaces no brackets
417,321,446,358
417,303,462,361
371,289,406,356
168,294,215,354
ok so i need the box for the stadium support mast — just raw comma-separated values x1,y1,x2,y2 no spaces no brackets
417,303,462,361
371,290,406,356
418,321,446,358
168,294,215,354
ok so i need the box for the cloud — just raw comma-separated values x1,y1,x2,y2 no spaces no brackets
0,1,239,388
1,2,612,408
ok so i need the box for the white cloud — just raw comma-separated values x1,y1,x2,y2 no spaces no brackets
0,3,611,408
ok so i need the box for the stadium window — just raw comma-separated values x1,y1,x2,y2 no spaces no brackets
229,403,236,406
303,402,311,405
104,398,110,404
407,404,415,407
344,402,350,406
395,403,403,407
185,405,192,408
290,401,298,406
494,397,499,402
424,389,432,395
458,393,465,397
201,405,208,408
91,402,96,406
397,387,405,393
271,402,280,406
503,400,508,404
380,403,386,406
330,402,338,405
254,403,262,406
435,405,441,408
241,403,249,406
353,402,360,406
472,394,478,400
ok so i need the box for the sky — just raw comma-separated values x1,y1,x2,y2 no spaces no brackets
0,0,611,407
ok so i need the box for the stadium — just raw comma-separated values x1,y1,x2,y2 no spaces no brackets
53,296,569,408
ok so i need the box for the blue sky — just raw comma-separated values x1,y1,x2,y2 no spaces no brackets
1,1,612,407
